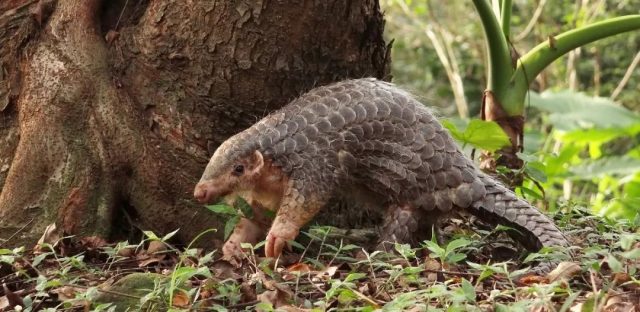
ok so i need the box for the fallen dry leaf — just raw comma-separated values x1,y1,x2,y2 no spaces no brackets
2,283,23,309
313,265,338,282
612,272,631,285
52,285,83,301
257,288,290,310
275,305,313,312
137,254,162,267
79,236,108,249
286,262,312,273
517,274,549,285
172,291,190,308
105,30,119,45
423,255,441,282
0,295,8,310
547,262,581,283
147,240,167,255
35,223,59,252
117,247,135,258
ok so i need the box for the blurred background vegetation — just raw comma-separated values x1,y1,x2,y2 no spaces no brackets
381,0,640,220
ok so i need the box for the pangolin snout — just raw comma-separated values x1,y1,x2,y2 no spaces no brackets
194,181,232,204
194,182,215,203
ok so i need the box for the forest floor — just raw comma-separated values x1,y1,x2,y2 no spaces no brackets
1,205,639,311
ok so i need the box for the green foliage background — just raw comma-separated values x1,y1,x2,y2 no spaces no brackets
382,0,640,220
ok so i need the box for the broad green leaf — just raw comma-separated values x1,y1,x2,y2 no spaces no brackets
143,230,159,240
344,272,367,282
337,289,357,304
32,253,48,267
235,196,253,218
619,234,637,250
446,253,467,264
607,254,623,273
341,244,362,251
206,204,237,215
443,119,511,152
621,248,640,260
570,156,640,179
524,162,547,183
517,186,544,200
559,128,632,145
445,238,472,254
460,279,476,302
162,228,180,241
530,90,640,131
224,216,240,240
422,240,445,256
559,292,582,312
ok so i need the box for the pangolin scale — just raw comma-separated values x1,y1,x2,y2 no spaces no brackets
194,78,568,265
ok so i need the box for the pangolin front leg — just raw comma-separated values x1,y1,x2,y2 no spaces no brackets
265,181,327,258
222,217,268,264
222,199,275,264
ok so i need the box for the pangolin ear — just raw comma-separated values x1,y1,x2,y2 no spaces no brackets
249,150,264,174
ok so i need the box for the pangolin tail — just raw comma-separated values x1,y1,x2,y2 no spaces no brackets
468,173,569,251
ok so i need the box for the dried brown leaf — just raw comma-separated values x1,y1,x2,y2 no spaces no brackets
257,286,291,309
547,262,581,283
80,236,108,249
518,274,548,285
105,30,119,45
147,240,167,255
286,262,311,273
172,291,190,308
2,284,23,309
35,223,59,252
117,247,135,258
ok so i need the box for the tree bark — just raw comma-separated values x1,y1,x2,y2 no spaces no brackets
0,0,389,248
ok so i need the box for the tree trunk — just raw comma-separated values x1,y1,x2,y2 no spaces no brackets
0,0,389,248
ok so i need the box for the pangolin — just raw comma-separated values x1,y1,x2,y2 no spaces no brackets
193,78,568,266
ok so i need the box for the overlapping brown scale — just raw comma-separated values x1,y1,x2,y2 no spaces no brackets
441,152,453,169
401,107,417,124
315,118,332,133
300,109,317,124
427,153,443,171
352,104,368,123
375,99,391,118
415,193,436,210
347,125,364,138
360,101,378,118
370,120,384,136
311,101,331,115
421,124,436,140
328,112,346,129
434,191,453,211
334,92,352,105
339,106,357,124
445,167,463,187
346,88,365,103
430,133,445,150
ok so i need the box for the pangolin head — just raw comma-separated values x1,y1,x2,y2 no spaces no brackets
193,135,264,204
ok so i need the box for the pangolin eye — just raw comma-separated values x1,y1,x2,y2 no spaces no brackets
232,164,245,176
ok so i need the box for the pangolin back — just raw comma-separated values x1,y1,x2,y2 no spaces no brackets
228,78,568,251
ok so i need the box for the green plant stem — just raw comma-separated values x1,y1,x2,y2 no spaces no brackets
472,0,513,104
504,15,640,116
492,0,501,18
500,0,512,37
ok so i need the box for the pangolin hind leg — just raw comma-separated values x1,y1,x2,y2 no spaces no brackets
376,203,442,251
